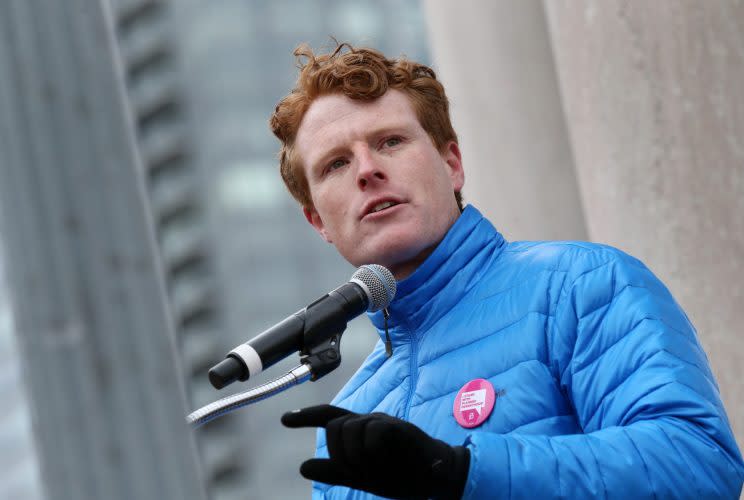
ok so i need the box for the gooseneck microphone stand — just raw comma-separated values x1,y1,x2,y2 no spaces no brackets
186,264,396,429
186,364,313,428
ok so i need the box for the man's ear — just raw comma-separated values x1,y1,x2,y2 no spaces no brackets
442,141,465,192
303,205,333,243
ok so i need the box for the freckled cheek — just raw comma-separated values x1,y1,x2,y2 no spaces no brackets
406,151,437,179
313,185,338,208
315,191,354,229
336,207,351,226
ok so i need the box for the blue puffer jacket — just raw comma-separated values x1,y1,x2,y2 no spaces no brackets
313,206,743,499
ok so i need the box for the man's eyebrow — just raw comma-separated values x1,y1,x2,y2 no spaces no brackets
371,123,410,136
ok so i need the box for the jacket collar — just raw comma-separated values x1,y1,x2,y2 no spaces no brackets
368,205,505,343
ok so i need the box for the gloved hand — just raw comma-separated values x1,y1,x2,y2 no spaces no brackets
281,405,470,500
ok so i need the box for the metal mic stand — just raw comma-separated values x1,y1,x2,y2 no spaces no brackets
186,327,345,428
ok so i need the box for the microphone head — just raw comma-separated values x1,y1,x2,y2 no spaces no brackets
351,264,396,312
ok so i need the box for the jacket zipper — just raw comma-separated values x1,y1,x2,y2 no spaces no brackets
403,330,418,420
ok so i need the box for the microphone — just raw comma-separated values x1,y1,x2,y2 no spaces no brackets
208,264,396,390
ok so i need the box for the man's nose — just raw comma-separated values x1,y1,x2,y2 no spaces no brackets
356,148,386,189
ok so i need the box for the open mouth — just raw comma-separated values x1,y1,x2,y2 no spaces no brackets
361,198,403,219
371,201,398,213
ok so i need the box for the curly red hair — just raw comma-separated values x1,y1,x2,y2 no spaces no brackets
270,43,462,209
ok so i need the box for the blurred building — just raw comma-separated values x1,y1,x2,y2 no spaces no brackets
110,0,237,497
0,1,204,499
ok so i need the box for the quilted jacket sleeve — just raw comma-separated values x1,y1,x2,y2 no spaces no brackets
462,248,744,499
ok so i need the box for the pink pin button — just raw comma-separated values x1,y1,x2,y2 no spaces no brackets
453,378,496,428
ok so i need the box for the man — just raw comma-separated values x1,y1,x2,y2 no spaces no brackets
270,43,744,499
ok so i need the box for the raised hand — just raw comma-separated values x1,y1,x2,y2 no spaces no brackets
282,405,469,499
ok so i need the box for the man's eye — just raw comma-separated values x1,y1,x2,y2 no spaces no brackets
384,137,402,148
327,159,347,172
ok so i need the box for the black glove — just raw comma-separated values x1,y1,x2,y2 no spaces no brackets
281,405,470,499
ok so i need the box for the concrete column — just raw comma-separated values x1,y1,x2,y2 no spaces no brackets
423,0,587,241
0,0,206,498
545,1,744,442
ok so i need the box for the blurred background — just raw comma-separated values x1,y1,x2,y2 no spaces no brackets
0,1,741,499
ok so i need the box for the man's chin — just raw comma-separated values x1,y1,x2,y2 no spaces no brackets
348,241,434,281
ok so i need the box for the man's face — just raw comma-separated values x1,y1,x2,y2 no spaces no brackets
295,89,464,279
